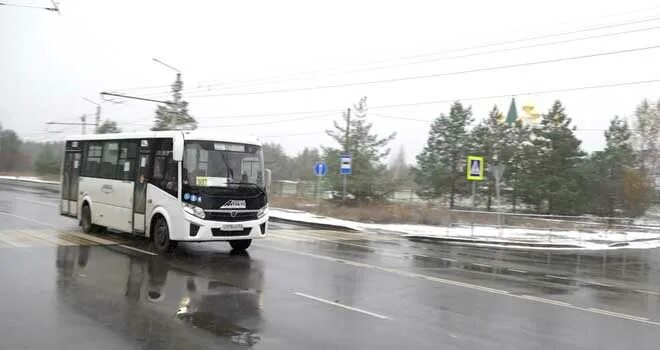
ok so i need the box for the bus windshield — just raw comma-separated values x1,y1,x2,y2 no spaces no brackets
183,141,264,188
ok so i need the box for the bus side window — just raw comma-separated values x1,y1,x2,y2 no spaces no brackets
116,140,138,181
83,142,102,177
100,142,119,179
150,139,177,197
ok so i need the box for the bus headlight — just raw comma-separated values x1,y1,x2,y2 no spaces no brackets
257,205,268,219
183,203,205,219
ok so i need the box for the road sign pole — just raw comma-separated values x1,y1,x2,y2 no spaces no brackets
316,175,321,208
471,181,476,208
342,175,347,204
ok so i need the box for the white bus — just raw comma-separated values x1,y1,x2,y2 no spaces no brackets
59,130,270,253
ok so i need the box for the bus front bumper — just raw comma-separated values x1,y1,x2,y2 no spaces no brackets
179,211,269,241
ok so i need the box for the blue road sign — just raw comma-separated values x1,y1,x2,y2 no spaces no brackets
340,154,352,175
314,162,327,176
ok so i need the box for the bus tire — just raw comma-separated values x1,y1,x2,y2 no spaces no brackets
81,203,103,234
152,216,177,253
229,239,252,251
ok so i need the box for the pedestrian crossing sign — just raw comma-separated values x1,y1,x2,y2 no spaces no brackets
466,156,484,181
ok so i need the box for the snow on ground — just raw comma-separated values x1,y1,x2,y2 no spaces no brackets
270,208,660,250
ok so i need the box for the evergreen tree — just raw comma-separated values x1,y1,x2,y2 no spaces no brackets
521,100,585,214
507,120,533,212
0,125,22,172
96,120,122,134
324,97,396,201
291,147,320,181
262,142,293,181
151,74,197,130
415,101,473,207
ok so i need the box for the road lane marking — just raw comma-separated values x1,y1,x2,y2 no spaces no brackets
0,211,58,228
508,268,527,274
587,308,650,322
294,292,391,320
118,244,157,256
15,197,58,208
263,244,660,327
635,289,660,296
441,258,457,262
546,275,570,280
521,295,572,307
472,263,491,268
588,282,614,288
17,229,76,246
0,232,31,247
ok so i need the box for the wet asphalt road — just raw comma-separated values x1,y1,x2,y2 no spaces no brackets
1,185,660,349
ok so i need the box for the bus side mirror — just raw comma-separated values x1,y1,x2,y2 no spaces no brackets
172,133,184,161
264,169,271,191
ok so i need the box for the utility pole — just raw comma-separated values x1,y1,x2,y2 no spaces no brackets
83,97,101,133
342,108,351,204
81,114,87,135
153,58,182,130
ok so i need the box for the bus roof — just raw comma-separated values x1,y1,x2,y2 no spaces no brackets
65,129,261,146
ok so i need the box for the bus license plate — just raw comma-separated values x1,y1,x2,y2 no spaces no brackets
221,224,243,231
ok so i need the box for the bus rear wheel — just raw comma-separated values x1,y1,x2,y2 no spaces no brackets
152,216,177,254
229,239,252,251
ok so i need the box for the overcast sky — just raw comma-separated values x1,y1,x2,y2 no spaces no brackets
3,0,660,163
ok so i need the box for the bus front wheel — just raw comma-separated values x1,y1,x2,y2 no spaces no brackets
152,216,177,253
229,239,252,251
81,204,103,233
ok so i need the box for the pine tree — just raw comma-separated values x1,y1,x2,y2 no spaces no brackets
151,74,197,130
96,120,121,134
324,97,396,200
521,100,585,214
507,120,533,212
415,101,473,208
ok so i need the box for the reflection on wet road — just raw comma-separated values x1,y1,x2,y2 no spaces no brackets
1,184,660,349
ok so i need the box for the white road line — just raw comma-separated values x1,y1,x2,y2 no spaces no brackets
635,289,660,296
508,268,528,274
589,282,614,288
17,229,76,246
587,308,650,322
441,258,457,262
0,211,58,228
521,295,572,307
118,244,157,256
472,263,491,268
15,197,58,208
0,232,30,247
546,275,570,280
294,292,391,320
264,245,660,327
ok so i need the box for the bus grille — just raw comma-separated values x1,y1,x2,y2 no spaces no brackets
205,211,258,222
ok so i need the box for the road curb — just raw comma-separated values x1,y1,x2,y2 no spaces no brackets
269,216,362,232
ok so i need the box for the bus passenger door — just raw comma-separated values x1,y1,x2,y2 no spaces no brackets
133,141,151,234
60,142,81,217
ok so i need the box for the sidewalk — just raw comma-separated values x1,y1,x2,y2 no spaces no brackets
269,208,660,251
